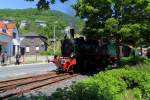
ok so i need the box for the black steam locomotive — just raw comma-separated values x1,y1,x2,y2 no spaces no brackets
60,37,118,72
51,28,131,72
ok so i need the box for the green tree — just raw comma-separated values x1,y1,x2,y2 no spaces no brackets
73,0,150,39
104,18,119,41
0,8,84,36
40,20,66,45
26,0,150,56
71,0,150,58
26,0,69,10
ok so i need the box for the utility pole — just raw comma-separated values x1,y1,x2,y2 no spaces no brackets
53,23,56,55
53,21,58,55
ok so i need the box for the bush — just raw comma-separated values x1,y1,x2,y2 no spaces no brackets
55,49,61,55
52,66,150,100
40,49,61,55
120,56,150,66
40,51,51,55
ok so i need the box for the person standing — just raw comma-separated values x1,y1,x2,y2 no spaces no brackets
4,52,8,65
1,52,5,65
0,53,2,65
16,53,21,65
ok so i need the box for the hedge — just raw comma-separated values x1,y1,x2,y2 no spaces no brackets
40,49,61,55
52,66,150,100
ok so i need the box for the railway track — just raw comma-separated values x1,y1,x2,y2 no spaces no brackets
0,71,79,99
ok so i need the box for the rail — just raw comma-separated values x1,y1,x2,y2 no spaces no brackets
0,71,79,99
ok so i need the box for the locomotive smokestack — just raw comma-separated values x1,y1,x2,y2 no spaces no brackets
64,21,75,39
64,26,75,39
69,19,75,39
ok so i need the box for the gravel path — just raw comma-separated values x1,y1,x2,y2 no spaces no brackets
22,74,88,98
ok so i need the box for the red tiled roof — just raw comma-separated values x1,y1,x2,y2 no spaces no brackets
0,22,15,37
6,23,16,29
0,22,6,28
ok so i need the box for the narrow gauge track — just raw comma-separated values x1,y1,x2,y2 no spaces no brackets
0,71,79,99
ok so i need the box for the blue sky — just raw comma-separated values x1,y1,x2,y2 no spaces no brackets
0,0,76,15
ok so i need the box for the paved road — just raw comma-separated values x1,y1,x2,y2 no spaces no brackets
0,63,57,79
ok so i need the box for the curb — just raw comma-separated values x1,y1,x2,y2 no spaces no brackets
0,62,49,68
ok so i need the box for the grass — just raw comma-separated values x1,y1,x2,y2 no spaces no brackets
122,56,150,72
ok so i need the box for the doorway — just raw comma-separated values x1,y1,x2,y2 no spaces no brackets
13,45,15,56
0,45,1,54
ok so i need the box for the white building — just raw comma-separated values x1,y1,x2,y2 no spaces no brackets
19,20,28,28
0,22,20,56
35,20,46,27
0,18,14,24
0,23,12,56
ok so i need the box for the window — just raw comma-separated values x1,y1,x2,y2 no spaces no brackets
0,45,1,54
26,47,30,52
13,45,15,56
36,47,39,51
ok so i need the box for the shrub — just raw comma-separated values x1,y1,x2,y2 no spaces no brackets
40,51,52,55
55,49,61,55
40,49,61,55
52,66,150,100
120,56,150,66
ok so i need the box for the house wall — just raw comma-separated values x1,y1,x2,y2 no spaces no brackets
21,36,46,55
20,22,27,28
39,23,46,27
0,22,20,56
11,27,21,56
0,34,12,56
35,20,46,27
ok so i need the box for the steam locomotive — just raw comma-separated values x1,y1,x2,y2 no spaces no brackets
50,28,130,73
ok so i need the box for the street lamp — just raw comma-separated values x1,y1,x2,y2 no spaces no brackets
53,21,58,55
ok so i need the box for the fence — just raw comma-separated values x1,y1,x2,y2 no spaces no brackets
8,55,54,64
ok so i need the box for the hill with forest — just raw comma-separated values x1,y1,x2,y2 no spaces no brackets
0,9,84,39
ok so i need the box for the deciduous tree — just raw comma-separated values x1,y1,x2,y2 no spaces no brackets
26,0,150,57
26,0,68,10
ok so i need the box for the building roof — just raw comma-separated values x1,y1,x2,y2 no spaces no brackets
6,23,16,29
0,23,16,29
0,18,15,21
20,33,40,37
20,32,48,43
0,22,6,28
0,22,16,37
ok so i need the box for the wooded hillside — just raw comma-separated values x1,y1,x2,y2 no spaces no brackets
0,9,84,38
